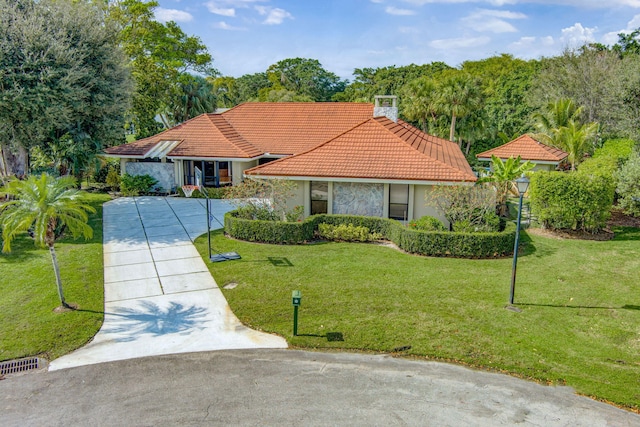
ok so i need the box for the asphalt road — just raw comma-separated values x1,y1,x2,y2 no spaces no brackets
2,349,638,426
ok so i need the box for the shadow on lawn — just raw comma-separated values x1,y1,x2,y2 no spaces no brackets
611,227,640,241
518,303,640,311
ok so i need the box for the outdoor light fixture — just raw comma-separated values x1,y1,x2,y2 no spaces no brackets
508,174,530,310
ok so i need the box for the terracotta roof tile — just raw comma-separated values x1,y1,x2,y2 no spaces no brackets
245,117,477,183
105,114,263,159
476,134,568,163
221,102,374,155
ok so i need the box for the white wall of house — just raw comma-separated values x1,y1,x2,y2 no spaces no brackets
413,185,449,226
233,161,258,185
280,179,449,226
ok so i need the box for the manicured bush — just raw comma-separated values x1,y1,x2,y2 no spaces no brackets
395,222,516,258
578,138,637,184
224,212,314,244
529,171,615,232
408,216,446,231
615,150,640,217
105,167,120,191
317,223,382,242
120,174,158,196
225,211,516,258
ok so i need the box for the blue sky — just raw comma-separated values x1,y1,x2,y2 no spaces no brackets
155,0,640,79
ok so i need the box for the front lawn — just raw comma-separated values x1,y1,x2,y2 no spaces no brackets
0,193,110,362
197,227,640,411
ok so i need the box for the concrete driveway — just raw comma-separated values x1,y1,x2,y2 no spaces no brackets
48,197,286,371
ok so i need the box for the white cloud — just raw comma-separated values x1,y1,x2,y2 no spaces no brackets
560,23,597,46
602,14,640,46
400,0,640,6
386,6,416,15
213,21,247,31
205,2,236,17
461,9,526,33
429,36,491,49
154,7,193,23
255,6,293,25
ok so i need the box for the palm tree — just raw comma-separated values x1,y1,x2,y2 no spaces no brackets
479,155,534,216
0,174,95,309
554,120,599,170
401,76,440,134
533,98,598,170
436,73,483,144
532,98,583,145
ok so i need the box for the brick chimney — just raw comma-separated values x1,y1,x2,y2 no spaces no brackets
374,95,398,122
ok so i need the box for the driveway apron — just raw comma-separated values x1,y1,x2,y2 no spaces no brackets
49,196,286,371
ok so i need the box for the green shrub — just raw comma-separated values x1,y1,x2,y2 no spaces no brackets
224,212,314,244
578,138,637,184
615,151,640,217
317,223,382,242
105,167,120,191
395,222,516,258
529,171,615,232
120,174,158,196
408,216,446,231
225,212,516,258
285,205,304,222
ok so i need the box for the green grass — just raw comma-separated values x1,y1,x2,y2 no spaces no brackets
196,227,640,411
0,193,110,362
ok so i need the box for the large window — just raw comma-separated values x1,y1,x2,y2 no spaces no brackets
389,184,409,221
311,181,328,215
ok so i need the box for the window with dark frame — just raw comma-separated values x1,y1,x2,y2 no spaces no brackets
389,184,409,221
310,181,328,215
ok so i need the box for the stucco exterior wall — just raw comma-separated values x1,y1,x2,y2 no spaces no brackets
125,162,175,192
413,185,449,227
233,160,258,185
532,163,556,172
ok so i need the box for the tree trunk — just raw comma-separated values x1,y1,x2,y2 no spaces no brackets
48,244,70,309
0,144,28,178
449,114,457,143
465,140,472,156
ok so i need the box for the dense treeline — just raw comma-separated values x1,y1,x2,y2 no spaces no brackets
2,0,639,181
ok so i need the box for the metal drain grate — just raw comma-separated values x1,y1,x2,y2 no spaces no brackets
0,357,40,375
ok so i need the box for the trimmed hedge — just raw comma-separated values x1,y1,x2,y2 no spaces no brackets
225,211,517,258
529,171,615,232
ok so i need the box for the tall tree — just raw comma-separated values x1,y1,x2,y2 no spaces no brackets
436,72,483,143
109,0,214,138
534,99,599,170
265,58,347,102
0,0,131,178
161,75,217,127
400,76,440,134
0,174,95,309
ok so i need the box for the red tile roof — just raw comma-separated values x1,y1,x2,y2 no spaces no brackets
221,102,374,155
245,117,477,183
476,134,568,163
105,114,263,159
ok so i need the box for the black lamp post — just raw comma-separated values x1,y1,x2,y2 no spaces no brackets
509,174,530,308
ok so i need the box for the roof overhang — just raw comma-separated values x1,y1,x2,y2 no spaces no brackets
243,174,475,186
146,140,182,159
477,157,561,165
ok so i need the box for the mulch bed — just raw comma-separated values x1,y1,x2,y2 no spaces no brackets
527,209,640,241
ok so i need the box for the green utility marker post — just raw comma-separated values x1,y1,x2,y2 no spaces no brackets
292,290,302,336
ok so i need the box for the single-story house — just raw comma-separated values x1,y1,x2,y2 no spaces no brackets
105,96,477,223
476,134,568,171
